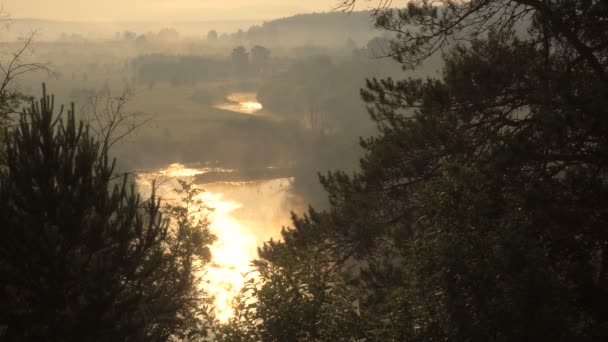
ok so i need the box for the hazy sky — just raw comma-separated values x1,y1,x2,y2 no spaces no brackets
4,0,367,22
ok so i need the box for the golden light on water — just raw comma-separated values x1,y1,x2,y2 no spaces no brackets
136,163,293,322
158,163,206,177
214,92,263,115
241,101,263,112
199,190,255,322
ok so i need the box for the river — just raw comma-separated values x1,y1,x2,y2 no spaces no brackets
135,94,295,322
213,92,263,115
136,163,294,321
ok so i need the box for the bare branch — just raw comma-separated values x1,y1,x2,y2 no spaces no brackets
0,26,50,127
0,31,50,95
82,87,151,157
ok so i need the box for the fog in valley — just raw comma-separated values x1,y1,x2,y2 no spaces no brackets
3,1,606,341
5,7,425,203
2,2,414,325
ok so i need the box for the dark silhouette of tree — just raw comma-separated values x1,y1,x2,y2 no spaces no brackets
133,55,231,86
218,1,608,340
0,32,47,124
231,46,249,78
250,45,270,75
0,20,48,167
157,28,180,44
213,230,365,342
207,30,218,41
344,0,608,83
0,86,216,341
122,31,137,41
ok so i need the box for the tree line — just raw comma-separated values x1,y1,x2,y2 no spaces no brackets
216,0,608,341
2,0,608,341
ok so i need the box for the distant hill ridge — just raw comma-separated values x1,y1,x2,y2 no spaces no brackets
237,11,379,47
6,10,379,45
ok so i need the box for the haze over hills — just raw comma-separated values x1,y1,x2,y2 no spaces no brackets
233,11,379,47
3,2,605,340
3,10,380,44
4,0,343,22
2,18,262,41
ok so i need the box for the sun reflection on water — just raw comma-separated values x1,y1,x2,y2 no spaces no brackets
136,163,293,322
213,92,264,115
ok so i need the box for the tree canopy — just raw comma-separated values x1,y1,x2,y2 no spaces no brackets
217,1,608,340
0,86,216,341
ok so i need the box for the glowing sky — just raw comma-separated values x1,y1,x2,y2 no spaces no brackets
4,0,370,22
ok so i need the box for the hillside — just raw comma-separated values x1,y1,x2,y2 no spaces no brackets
236,11,380,47
5,11,381,48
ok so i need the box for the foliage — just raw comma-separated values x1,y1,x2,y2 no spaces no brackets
133,54,231,86
256,54,398,207
213,228,365,342
0,31,47,161
218,1,608,341
231,46,250,78
0,86,216,341
234,11,377,48
207,30,219,41
250,46,271,75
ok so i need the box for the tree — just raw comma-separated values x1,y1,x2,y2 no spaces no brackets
0,32,47,125
213,226,365,342
0,20,48,165
231,46,249,78
207,30,218,41
220,1,608,340
342,0,608,83
0,86,216,341
157,28,180,45
122,31,137,41
250,45,270,74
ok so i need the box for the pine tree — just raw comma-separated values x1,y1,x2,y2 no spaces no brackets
221,1,608,340
0,85,215,341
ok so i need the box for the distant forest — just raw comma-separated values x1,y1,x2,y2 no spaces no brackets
9,11,380,47
2,1,608,341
